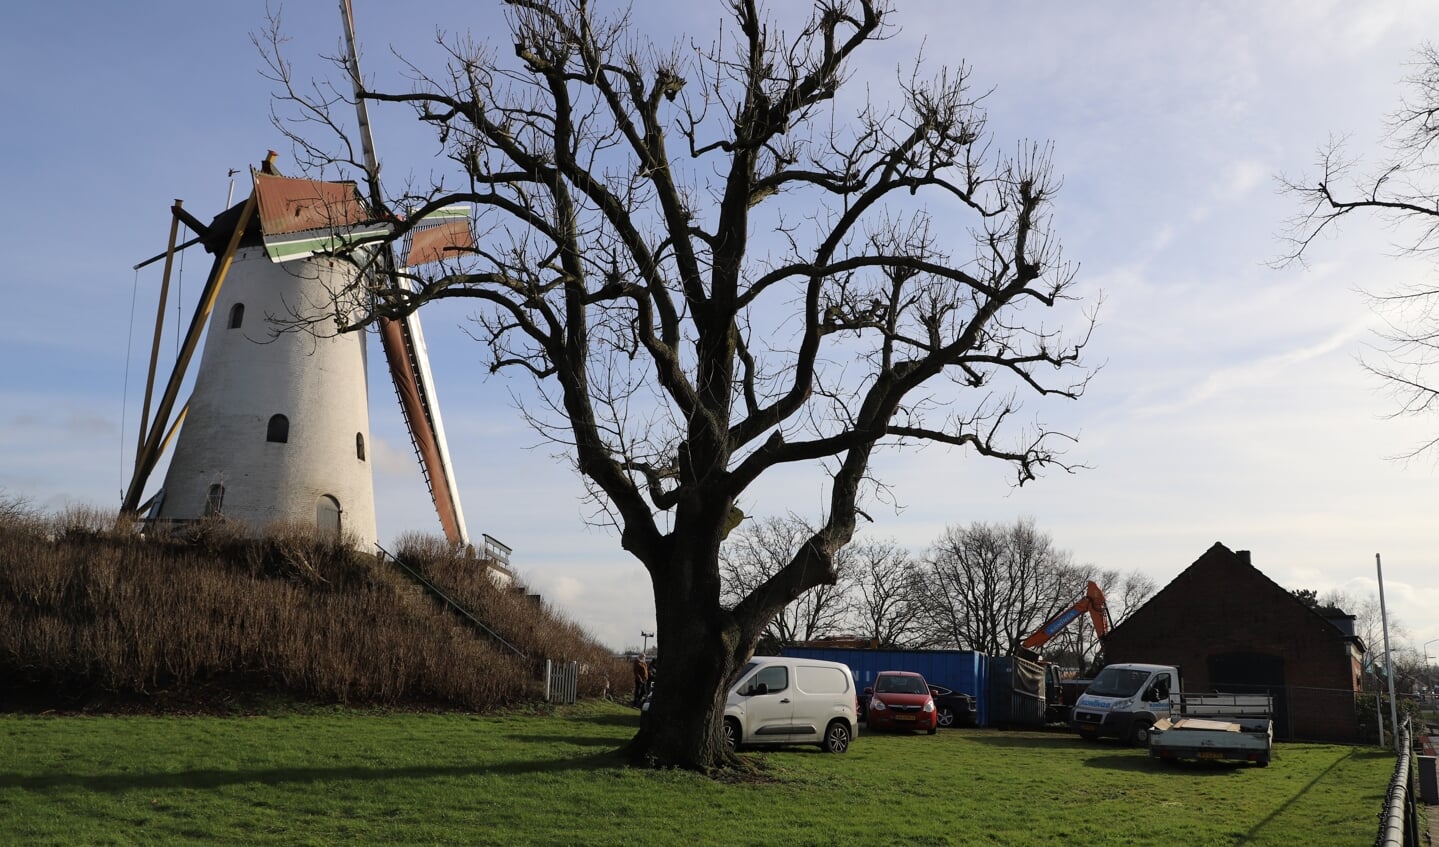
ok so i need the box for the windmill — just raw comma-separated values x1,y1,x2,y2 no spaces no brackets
120,2,473,552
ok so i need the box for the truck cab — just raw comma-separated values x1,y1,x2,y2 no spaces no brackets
1070,663,1177,745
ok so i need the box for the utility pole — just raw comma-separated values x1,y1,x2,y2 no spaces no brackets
1424,637,1439,714
1376,554,1400,749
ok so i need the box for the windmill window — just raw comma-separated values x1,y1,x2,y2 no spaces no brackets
317,495,342,537
204,484,224,517
266,414,289,443
228,303,245,329
356,432,366,461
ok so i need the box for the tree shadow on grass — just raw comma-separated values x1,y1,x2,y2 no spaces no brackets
565,710,641,729
1079,754,1252,774
1242,748,1367,843
507,734,629,748
961,731,1099,750
0,750,630,794
961,731,1257,775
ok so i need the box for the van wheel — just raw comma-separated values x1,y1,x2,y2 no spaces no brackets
722,718,740,753
1129,719,1154,747
821,720,851,753
937,706,956,728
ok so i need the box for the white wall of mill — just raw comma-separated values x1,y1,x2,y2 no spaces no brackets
155,247,378,547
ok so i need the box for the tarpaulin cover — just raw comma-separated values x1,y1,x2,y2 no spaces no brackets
988,654,1046,727
1010,654,1045,699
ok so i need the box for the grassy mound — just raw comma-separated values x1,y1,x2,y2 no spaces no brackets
0,496,622,714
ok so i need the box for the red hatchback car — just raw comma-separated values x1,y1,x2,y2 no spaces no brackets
865,671,938,734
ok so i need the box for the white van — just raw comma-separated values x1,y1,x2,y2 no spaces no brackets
724,656,858,753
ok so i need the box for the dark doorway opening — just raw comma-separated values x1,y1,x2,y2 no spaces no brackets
1208,651,1288,740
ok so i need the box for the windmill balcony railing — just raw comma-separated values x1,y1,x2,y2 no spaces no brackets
481,534,512,568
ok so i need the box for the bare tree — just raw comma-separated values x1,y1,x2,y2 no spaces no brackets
1280,43,1439,456
720,514,851,648
845,537,925,647
1096,568,1158,626
1318,588,1405,679
919,519,1081,655
266,0,1092,769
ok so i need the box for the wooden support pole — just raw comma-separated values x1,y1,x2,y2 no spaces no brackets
122,191,257,514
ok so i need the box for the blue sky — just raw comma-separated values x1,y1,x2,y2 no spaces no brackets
3,1,1437,656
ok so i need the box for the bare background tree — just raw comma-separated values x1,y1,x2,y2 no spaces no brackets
1280,43,1439,456
720,515,852,650
719,519,1150,668
917,519,1081,655
844,537,925,647
898,520,1153,668
265,0,1093,769
1318,589,1408,689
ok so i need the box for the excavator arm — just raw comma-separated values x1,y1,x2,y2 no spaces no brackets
1021,580,1111,651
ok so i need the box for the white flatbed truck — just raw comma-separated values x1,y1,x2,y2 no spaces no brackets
1072,664,1273,759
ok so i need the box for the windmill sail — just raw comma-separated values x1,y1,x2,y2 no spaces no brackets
339,0,472,548
385,205,474,546
402,204,471,266
379,311,470,546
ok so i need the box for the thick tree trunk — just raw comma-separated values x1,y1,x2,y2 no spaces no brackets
622,539,755,770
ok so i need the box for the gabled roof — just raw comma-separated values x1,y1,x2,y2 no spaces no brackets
1111,542,1365,652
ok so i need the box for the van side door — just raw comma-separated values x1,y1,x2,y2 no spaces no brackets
735,663,796,741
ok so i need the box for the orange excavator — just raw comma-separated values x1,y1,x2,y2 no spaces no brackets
1021,580,1112,652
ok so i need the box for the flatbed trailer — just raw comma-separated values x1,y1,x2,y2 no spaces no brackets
1149,694,1273,767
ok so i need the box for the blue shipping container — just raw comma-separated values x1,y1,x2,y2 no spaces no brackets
780,647,992,726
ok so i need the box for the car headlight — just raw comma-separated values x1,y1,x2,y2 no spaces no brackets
869,699,886,711
922,700,935,713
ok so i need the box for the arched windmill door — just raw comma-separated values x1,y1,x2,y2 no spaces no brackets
317,495,342,538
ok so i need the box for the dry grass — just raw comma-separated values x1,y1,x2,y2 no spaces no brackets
0,494,624,714
394,531,622,700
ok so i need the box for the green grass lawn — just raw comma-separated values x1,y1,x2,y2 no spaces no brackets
0,701,1393,846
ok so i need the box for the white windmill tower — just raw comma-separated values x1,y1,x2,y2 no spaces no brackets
122,164,473,550
121,3,474,551
153,172,380,542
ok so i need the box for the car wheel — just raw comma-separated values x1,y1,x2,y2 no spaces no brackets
821,720,851,753
722,718,740,753
1129,719,1153,747
937,706,955,728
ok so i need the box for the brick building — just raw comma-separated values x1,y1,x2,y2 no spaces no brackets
1102,542,1365,742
